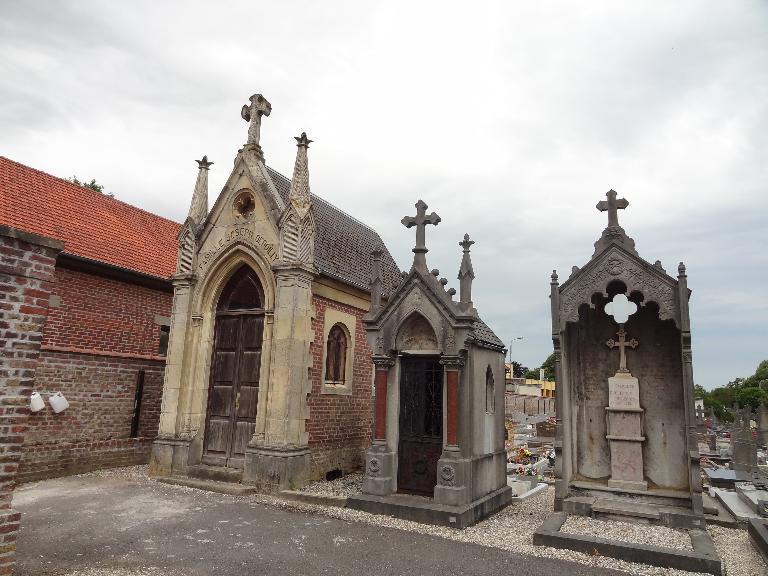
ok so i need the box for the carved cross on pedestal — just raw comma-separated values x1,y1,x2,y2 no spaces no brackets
402,200,440,252
596,189,629,228
241,94,272,147
401,200,440,271
606,326,638,373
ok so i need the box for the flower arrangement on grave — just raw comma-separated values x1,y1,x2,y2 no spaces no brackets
509,447,534,465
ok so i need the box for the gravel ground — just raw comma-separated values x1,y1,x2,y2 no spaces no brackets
298,472,363,497
708,524,768,576
561,515,693,551
24,465,768,576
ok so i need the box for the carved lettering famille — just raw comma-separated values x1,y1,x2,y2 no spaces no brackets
197,227,278,271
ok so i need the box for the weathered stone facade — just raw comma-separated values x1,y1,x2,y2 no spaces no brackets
150,94,399,491
550,190,703,526
0,225,62,575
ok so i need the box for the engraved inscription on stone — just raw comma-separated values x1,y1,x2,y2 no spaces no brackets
608,374,640,410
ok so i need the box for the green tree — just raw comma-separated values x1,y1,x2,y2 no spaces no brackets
67,175,105,194
735,386,768,410
540,353,556,381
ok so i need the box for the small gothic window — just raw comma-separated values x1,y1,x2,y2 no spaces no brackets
325,324,348,383
485,366,495,414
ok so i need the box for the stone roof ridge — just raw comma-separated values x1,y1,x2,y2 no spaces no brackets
266,167,378,234
0,155,181,228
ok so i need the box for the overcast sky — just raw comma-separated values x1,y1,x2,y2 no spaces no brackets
2,1,766,389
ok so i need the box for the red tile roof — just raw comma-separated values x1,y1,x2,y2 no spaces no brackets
0,156,180,279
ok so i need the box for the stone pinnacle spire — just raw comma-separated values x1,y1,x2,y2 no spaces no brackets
288,132,312,219
187,155,213,226
458,233,475,311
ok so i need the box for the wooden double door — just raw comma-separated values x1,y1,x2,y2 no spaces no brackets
202,312,263,469
397,356,444,496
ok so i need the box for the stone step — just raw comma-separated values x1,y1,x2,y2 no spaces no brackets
155,475,257,497
187,464,243,484
592,498,661,520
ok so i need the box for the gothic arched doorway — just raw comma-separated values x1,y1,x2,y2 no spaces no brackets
203,266,265,469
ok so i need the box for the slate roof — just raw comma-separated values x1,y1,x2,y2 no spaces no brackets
266,166,401,295
0,156,180,279
472,318,505,350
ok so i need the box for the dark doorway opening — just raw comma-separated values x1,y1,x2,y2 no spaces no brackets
397,355,443,496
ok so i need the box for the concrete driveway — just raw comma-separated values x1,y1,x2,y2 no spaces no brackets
13,470,624,576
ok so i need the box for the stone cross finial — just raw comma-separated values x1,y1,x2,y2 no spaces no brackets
196,155,213,170
401,200,440,270
606,327,638,374
596,189,629,228
458,233,475,310
241,94,272,147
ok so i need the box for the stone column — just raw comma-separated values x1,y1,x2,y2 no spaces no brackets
150,272,196,477
677,263,703,515
244,264,313,491
758,404,768,449
434,355,470,507
362,356,395,496
0,225,62,576
372,356,393,441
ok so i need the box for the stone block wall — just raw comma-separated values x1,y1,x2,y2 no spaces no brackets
0,225,62,576
18,352,164,483
307,295,373,479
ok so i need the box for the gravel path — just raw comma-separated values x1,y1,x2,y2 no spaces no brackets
23,465,768,576
298,472,363,497
561,516,693,551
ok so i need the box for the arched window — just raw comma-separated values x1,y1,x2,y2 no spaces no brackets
325,324,348,383
217,266,263,311
485,366,495,414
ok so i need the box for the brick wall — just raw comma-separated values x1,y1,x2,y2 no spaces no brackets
18,351,165,483
307,295,373,479
13,265,172,482
43,267,172,356
0,225,62,576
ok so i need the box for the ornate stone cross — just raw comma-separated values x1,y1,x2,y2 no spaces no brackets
596,189,629,228
606,327,638,373
241,94,272,146
402,200,441,253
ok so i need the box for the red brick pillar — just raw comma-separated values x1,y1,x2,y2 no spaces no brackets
440,356,464,449
0,225,62,575
372,356,394,441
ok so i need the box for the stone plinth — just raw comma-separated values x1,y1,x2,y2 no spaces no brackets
605,372,647,491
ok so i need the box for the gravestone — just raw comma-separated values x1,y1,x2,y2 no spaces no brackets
347,200,511,528
547,189,705,527
732,405,757,473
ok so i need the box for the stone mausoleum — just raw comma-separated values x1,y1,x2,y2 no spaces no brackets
549,190,704,526
347,200,511,528
150,93,400,490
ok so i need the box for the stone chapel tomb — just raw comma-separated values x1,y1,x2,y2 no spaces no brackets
549,189,705,527
346,201,511,528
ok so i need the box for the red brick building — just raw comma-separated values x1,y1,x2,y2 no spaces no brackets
0,156,179,482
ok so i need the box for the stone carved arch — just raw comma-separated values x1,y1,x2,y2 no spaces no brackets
396,311,439,351
560,249,679,329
